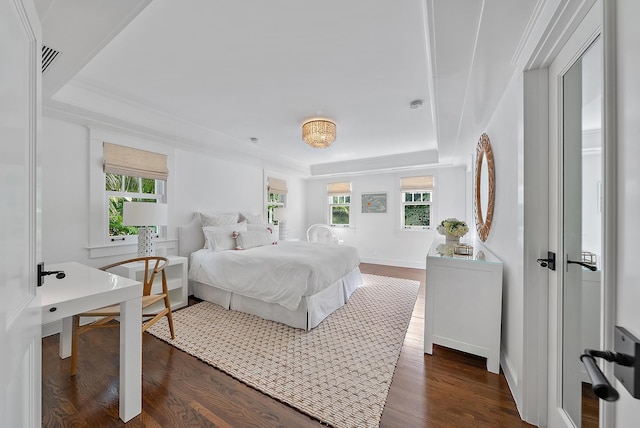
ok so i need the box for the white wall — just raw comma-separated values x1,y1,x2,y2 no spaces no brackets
39,112,463,273
40,116,306,267
462,75,526,412
306,166,467,269
41,118,92,265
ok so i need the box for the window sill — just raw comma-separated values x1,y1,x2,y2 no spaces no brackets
87,238,177,259
398,227,433,232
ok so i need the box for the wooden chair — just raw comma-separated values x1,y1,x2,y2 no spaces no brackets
70,256,175,376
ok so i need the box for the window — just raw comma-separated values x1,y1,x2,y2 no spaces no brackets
103,142,168,241
267,177,287,224
327,182,351,226
106,174,166,239
330,195,351,225
267,192,286,224
400,176,434,229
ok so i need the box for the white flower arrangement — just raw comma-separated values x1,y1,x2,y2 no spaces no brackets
436,243,455,257
436,218,469,238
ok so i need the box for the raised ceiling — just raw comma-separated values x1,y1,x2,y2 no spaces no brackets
38,0,541,176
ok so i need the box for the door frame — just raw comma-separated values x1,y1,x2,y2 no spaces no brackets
519,0,616,426
547,5,603,427
600,0,616,426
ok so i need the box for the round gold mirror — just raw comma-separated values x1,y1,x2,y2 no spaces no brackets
474,133,495,242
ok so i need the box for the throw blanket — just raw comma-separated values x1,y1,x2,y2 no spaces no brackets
189,241,360,310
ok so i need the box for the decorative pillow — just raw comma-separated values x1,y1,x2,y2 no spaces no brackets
202,222,247,251
247,223,277,243
199,212,239,227
235,229,273,250
239,212,263,224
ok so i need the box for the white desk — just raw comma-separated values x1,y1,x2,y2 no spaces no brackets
39,262,142,422
424,239,503,373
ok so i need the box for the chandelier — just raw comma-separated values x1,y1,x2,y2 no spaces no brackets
302,119,336,148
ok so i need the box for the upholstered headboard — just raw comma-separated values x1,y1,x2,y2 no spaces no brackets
178,213,205,257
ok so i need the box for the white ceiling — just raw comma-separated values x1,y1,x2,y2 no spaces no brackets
37,0,540,176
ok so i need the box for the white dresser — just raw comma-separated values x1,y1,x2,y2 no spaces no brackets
424,239,503,373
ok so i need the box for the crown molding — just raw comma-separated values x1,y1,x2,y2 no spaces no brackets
309,150,439,177
44,86,311,177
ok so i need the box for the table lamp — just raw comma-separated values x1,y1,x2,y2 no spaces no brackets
122,202,168,257
273,207,289,241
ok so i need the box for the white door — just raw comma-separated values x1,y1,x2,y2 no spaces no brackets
547,3,603,427
0,0,42,426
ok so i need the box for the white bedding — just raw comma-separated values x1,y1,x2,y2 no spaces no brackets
189,241,360,311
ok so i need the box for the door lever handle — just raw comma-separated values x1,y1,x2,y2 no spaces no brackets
567,259,597,271
537,251,556,271
37,262,66,287
580,326,640,401
580,351,621,401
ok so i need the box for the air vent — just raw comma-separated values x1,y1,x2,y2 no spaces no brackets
42,45,60,73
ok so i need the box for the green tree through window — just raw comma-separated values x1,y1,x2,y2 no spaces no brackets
330,195,350,226
402,191,431,228
106,173,164,237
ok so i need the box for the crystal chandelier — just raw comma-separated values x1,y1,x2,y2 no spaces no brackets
302,119,336,148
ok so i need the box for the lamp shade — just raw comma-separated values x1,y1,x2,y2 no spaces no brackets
122,202,168,226
273,207,289,222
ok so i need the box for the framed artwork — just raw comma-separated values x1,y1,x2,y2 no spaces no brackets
362,193,387,213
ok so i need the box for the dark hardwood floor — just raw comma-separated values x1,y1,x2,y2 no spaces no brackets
582,382,599,428
42,263,533,427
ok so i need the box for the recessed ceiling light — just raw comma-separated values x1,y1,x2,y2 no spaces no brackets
409,100,423,110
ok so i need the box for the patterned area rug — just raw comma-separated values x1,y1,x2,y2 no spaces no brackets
147,274,419,428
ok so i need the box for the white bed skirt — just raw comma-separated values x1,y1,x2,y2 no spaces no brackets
192,266,363,330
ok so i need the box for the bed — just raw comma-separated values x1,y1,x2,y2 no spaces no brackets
178,213,363,330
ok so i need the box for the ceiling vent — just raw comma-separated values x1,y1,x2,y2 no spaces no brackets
42,45,60,73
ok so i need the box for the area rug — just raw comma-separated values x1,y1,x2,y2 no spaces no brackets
147,274,419,428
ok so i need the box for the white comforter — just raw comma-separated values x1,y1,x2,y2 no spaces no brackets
189,241,360,310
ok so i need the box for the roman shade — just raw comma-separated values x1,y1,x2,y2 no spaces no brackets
103,142,169,180
268,177,288,195
400,175,434,190
327,182,352,196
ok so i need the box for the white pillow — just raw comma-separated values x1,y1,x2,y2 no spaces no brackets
247,223,277,243
199,212,239,227
236,229,273,250
240,212,263,224
202,222,247,251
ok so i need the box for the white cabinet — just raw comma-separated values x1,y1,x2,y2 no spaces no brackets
110,256,188,312
424,239,503,373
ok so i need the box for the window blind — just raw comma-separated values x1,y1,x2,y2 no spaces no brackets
327,181,352,195
400,175,434,190
103,142,169,180
268,177,288,195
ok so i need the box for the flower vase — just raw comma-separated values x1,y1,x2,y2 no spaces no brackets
445,234,460,245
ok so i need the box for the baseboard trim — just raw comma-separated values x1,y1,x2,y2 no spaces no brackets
501,349,523,418
359,257,424,270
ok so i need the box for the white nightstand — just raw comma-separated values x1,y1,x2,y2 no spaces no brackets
109,255,188,312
